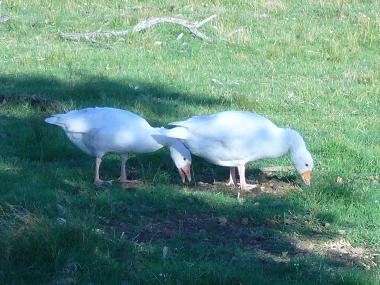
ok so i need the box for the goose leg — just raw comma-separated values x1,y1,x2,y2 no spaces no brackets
118,154,140,184
226,167,237,186
94,157,102,185
118,154,128,182
94,157,112,187
237,165,257,191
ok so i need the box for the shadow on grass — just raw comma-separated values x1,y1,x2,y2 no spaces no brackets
0,75,376,284
1,180,373,284
0,74,225,124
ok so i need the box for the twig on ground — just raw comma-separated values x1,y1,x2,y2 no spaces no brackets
226,28,243,38
126,4,149,10
133,14,217,42
195,14,218,28
0,14,10,23
59,14,217,42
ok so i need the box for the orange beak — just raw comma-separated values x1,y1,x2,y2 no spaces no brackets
301,171,312,186
179,164,192,183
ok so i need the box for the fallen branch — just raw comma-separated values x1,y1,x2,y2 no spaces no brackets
58,30,130,42
59,14,217,42
126,4,150,10
133,14,217,42
195,14,218,28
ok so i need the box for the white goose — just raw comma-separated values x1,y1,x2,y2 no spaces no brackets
161,111,314,191
45,107,192,186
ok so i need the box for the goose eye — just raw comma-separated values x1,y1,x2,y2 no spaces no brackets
305,163,309,167
183,157,186,161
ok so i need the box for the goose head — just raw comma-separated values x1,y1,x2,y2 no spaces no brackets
291,147,314,185
169,141,192,183
286,129,314,185
153,130,192,183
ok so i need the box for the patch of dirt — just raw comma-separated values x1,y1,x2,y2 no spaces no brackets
288,234,378,269
99,207,378,270
102,211,278,246
254,248,291,264
197,169,299,196
120,180,143,189
0,94,62,111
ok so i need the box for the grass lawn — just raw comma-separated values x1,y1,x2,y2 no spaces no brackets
1,0,380,284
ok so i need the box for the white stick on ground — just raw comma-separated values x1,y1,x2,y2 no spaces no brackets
0,15,10,23
133,14,217,42
59,14,217,42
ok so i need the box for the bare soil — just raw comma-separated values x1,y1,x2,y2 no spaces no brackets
196,169,300,196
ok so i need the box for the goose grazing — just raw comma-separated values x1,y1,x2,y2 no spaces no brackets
45,107,192,186
161,111,314,191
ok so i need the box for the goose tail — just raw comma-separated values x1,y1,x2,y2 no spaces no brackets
158,127,190,140
168,120,186,127
45,114,65,126
45,116,59,125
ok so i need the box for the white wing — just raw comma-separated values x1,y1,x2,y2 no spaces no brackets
168,111,282,165
45,107,150,133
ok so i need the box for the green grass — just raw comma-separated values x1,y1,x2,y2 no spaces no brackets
1,0,380,284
